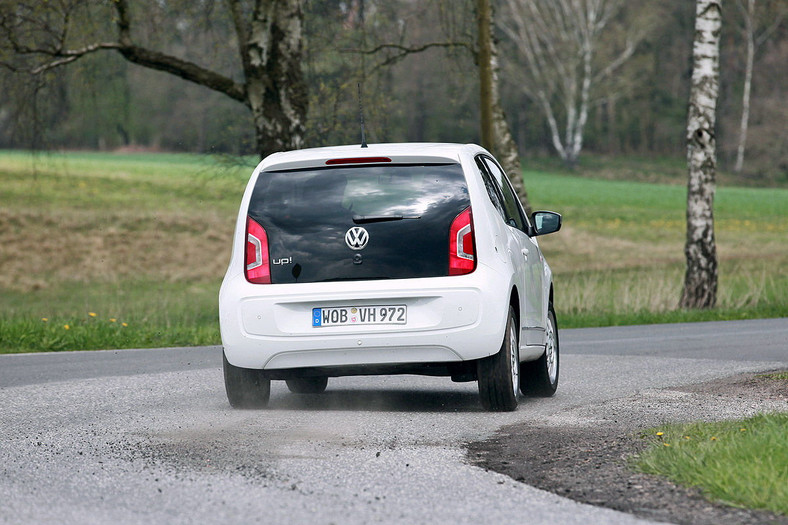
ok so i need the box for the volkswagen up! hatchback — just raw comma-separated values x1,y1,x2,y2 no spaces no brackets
219,143,562,411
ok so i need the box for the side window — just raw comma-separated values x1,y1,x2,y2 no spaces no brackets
475,157,506,219
481,157,527,231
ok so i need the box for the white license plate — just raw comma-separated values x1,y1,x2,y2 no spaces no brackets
312,305,407,327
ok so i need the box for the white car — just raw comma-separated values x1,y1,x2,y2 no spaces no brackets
219,143,561,411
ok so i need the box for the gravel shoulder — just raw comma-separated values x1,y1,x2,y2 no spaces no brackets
468,370,788,525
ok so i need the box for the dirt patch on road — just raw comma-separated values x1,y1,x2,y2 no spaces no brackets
468,371,788,525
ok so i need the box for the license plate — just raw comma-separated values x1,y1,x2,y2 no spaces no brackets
312,305,407,327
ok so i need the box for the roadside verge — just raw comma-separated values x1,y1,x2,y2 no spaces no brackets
468,371,788,525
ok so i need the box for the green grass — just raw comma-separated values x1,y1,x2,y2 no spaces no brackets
0,150,253,214
553,259,787,328
0,150,248,353
759,371,788,381
0,280,220,353
523,167,787,327
0,149,785,352
634,413,788,515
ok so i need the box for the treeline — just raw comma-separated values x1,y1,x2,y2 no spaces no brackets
0,0,784,180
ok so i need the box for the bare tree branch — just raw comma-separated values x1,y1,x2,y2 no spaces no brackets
119,44,247,103
593,37,637,83
225,0,251,74
500,0,641,165
0,0,307,156
30,42,121,73
754,12,784,47
347,41,474,71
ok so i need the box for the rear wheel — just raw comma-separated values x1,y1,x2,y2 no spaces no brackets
286,377,329,394
520,304,559,397
223,351,271,408
477,306,519,412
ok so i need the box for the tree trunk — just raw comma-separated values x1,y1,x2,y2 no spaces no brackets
567,35,594,167
115,0,307,159
243,0,308,158
607,98,617,153
478,0,532,213
490,27,531,213
680,0,721,310
734,0,754,173
477,0,495,150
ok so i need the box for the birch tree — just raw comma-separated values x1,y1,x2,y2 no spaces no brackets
500,0,638,166
0,0,307,158
733,0,785,172
734,0,756,173
680,0,722,309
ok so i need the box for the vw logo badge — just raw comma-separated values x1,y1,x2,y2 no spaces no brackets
345,227,369,250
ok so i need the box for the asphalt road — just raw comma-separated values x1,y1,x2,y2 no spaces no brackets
1,318,786,524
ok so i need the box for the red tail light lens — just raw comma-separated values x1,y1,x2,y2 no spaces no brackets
245,216,271,284
449,207,476,275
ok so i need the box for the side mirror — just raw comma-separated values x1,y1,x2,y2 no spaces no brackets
531,211,562,236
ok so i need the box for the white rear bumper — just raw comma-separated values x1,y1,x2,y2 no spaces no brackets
220,267,510,370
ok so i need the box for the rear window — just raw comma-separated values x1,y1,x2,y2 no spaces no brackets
248,163,469,283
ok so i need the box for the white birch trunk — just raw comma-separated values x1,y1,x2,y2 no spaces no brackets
500,0,631,167
680,0,721,309
568,36,593,166
539,91,569,162
734,0,754,173
245,0,308,157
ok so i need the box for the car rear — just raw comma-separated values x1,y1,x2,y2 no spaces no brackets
219,144,512,375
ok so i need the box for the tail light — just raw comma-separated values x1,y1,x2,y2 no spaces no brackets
245,216,271,284
449,207,476,275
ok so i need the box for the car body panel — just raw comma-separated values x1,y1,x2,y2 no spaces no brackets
220,143,554,376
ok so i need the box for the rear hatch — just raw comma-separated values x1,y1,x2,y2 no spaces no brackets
247,163,470,284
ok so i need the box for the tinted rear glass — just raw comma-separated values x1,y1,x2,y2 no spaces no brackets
248,163,469,283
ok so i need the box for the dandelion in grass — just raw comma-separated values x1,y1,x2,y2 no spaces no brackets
663,443,671,447
63,324,70,330
88,312,97,318
110,318,117,323
122,322,128,327
711,436,717,441
41,318,48,322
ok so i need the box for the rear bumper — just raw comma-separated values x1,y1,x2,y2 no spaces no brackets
219,266,510,370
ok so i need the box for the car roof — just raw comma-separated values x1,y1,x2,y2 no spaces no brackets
257,143,485,171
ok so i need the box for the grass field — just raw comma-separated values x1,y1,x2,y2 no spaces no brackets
525,166,787,326
0,150,786,353
634,412,788,515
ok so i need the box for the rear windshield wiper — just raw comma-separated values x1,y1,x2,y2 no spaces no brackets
352,215,421,224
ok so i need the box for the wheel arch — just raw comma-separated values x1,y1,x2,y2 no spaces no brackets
509,286,521,326
485,285,520,361
549,282,554,306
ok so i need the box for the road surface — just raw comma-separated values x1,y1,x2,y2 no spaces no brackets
1,318,785,524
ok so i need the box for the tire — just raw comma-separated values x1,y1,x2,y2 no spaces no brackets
223,351,271,409
519,304,559,397
477,306,519,412
286,377,329,394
